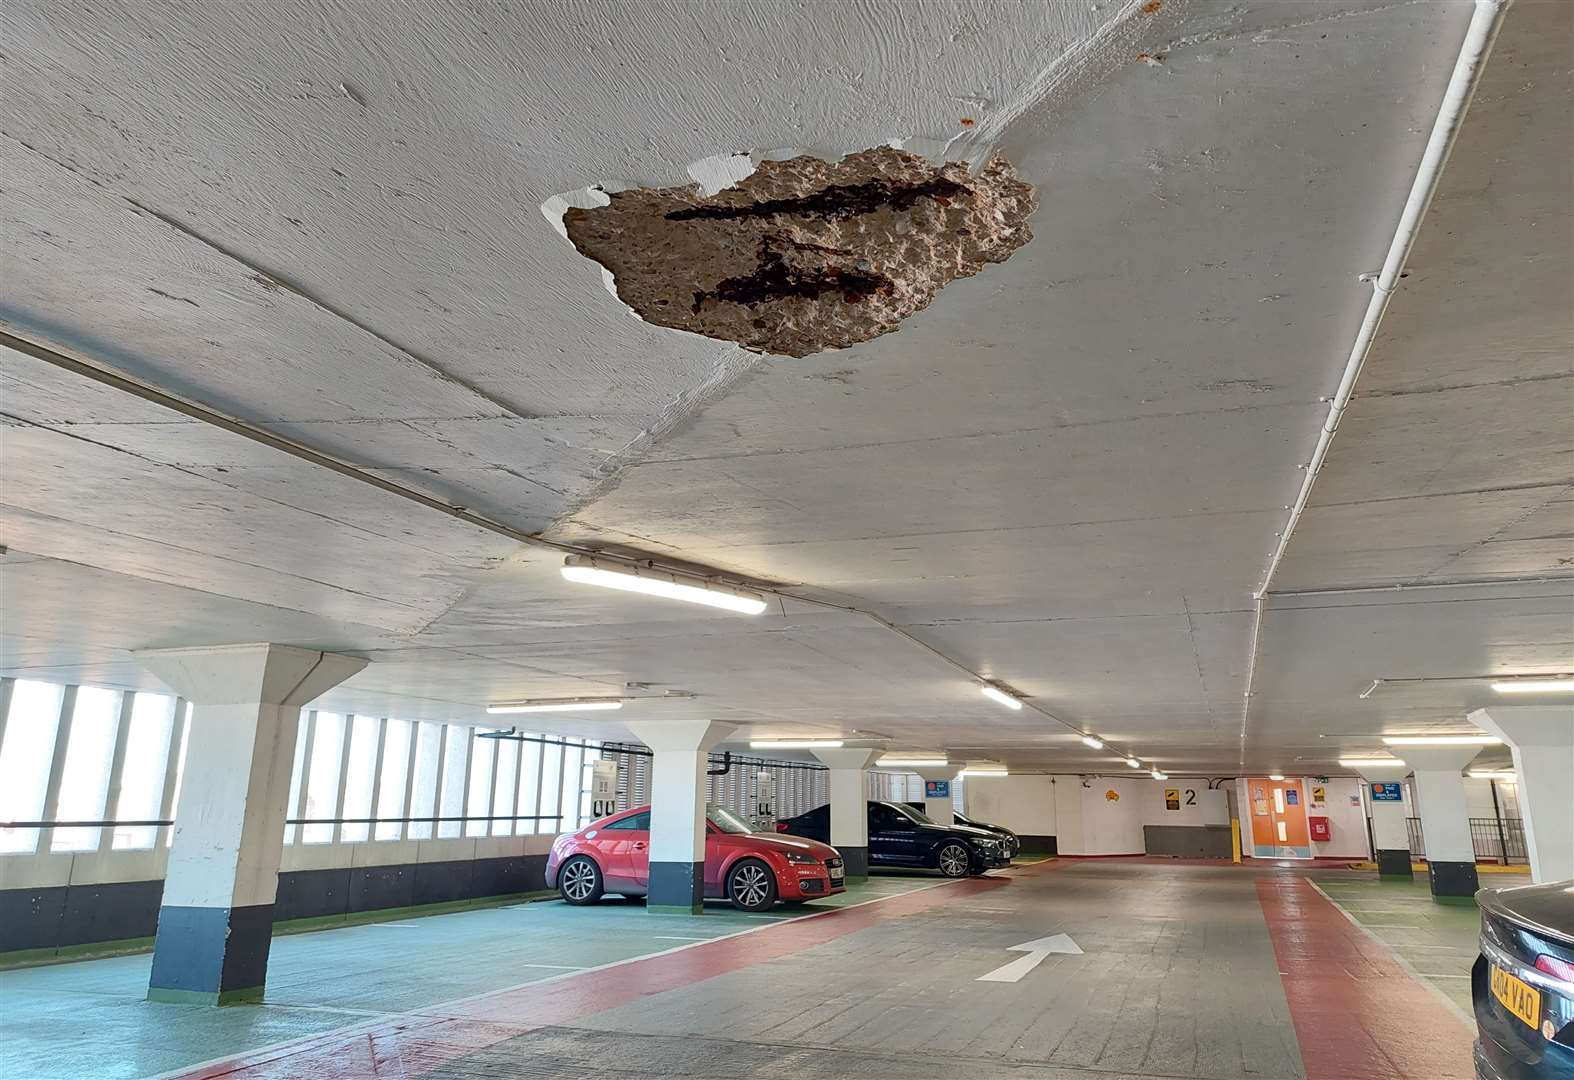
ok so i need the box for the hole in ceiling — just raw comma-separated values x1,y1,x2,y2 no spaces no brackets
558,146,1037,358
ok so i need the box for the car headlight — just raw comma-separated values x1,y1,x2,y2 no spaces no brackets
783,851,820,865
971,838,999,850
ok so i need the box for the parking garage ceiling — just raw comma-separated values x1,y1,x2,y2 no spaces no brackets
1,0,1569,776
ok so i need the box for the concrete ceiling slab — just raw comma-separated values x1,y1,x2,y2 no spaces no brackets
1,0,1567,775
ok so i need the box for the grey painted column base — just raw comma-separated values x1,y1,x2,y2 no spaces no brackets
1375,848,1414,879
838,846,869,880
147,904,273,1005
1427,859,1479,902
647,861,704,915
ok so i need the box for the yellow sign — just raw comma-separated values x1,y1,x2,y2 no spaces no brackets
1164,788,1180,810
1312,785,1325,805
1104,789,1120,802
1491,965,1541,1030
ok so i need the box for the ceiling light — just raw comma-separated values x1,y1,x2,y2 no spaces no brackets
980,685,1023,710
1381,735,1498,746
1339,758,1406,768
1467,771,1518,781
749,740,844,749
960,769,1009,778
486,698,624,714
1491,678,1574,694
1080,735,1104,749
1150,769,1168,780
1125,758,1142,769
1269,773,1285,781
877,757,949,768
560,555,768,615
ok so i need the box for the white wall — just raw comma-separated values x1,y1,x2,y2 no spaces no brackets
1308,777,1370,859
1052,775,1146,856
962,775,1055,835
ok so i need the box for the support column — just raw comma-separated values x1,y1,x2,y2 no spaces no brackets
1470,706,1574,884
135,644,366,1004
1355,762,1413,880
624,719,735,914
812,748,881,880
914,764,960,826
1403,745,1484,902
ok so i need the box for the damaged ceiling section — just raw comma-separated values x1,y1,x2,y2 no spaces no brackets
561,147,1037,357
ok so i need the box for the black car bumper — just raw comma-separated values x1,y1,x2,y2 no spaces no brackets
972,847,1013,869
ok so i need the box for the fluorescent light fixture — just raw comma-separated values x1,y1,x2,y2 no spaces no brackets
1150,769,1168,780
877,757,948,768
980,685,1023,710
749,739,844,749
1080,735,1104,749
1467,771,1518,781
1125,757,1142,769
1339,757,1406,768
960,769,1009,778
1381,735,1499,746
1269,773,1285,781
1491,679,1574,694
560,555,768,615
487,698,624,715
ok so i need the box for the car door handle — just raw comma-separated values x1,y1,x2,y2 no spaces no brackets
633,842,647,850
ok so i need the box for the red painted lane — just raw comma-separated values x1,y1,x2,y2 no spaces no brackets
1256,875,1475,1080
172,868,1047,1079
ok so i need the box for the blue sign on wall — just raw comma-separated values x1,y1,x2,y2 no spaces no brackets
925,780,951,798
1370,782,1403,802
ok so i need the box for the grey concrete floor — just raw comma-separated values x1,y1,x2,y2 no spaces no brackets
2,860,1487,1080
569,861,1305,1079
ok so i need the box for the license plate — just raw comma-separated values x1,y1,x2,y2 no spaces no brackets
828,866,844,882
1491,965,1541,1030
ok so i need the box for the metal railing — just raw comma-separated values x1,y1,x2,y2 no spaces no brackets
1402,816,1529,865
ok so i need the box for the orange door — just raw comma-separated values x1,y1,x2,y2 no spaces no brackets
1247,778,1311,856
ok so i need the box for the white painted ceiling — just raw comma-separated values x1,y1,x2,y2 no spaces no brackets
2,0,1569,776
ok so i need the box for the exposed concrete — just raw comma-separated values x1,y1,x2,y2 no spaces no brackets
561,148,1036,357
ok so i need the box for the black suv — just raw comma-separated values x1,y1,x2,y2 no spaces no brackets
905,803,1021,858
776,800,1011,877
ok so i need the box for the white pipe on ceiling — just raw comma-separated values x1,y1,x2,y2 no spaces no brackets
1240,0,1513,767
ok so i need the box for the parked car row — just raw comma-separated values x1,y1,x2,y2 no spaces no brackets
776,800,1014,876
548,799,1020,910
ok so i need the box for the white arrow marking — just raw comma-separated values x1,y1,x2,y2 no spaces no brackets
975,933,1083,983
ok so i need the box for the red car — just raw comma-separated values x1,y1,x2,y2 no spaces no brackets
546,804,845,912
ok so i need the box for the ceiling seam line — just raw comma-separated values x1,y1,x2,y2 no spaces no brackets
5,328,1125,760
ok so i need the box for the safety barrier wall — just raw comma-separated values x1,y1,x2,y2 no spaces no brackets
1,833,558,961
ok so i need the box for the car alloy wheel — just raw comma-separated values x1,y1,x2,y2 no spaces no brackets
559,856,602,904
938,842,971,878
728,859,777,912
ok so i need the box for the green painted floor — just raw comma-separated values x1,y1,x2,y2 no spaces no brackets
0,876,940,1080
1307,869,1531,1017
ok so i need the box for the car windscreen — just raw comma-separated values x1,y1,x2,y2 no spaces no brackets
892,803,931,825
707,805,754,834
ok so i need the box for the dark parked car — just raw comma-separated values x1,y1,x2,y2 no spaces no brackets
1472,880,1573,1080
905,803,1020,858
776,800,1011,877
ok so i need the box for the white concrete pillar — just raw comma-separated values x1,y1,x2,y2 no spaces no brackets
1403,745,1485,901
1355,762,1414,879
812,748,882,879
914,765,960,826
1470,706,1574,884
134,644,366,1004
624,719,735,914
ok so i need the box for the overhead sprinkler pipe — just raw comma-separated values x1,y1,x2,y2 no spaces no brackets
1240,0,1511,769
1254,0,1510,599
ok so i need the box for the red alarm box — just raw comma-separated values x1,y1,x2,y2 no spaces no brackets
1308,816,1331,842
